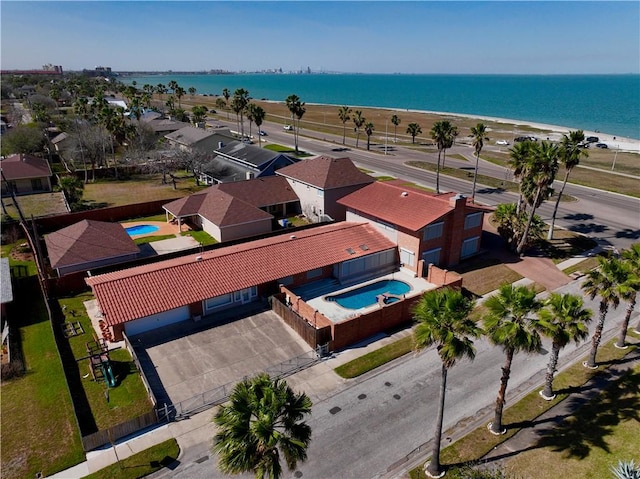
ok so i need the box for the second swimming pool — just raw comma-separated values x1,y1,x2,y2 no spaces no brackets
326,279,411,309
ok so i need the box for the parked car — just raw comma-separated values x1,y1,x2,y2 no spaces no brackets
514,136,536,143
586,136,599,143
496,140,510,145
283,125,294,131
596,143,608,149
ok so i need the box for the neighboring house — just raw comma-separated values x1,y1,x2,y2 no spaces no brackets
163,176,300,242
143,118,191,136
1,154,52,196
45,219,140,276
276,156,375,222
164,126,233,153
198,140,298,185
86,222,398,340
50,132,71,154
338,181,489,274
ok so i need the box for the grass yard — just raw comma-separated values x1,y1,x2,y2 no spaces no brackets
503,364,640,479
181,229,217,246
82,438,179,479
134,234,175,245
1,191,68,219
335,336,414,378
451,257,524,297
58,292,153,431
0,245,84,479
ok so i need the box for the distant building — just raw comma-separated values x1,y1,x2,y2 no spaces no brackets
83,66,115,78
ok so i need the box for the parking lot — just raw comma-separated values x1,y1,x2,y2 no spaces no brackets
130,302,314,407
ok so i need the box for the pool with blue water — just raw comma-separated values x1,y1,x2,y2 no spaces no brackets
326,280,411,309
125,224,160,236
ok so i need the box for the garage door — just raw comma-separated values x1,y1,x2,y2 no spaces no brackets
125,306,190,337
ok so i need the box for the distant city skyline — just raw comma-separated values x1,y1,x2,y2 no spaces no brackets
1,1,639,75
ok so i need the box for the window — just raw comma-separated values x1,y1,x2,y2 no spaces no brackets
31,178,43,191
307,268,323,279
422,248,441,266
400,248,415,267
280,276,294,286
461,236,480,258
205,293,233,311
317,189,324,197
464,212,483,230
424,222,444,240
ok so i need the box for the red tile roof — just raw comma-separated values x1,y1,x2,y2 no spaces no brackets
1,154,52,180
45,220,140,270
338,181,455,231
87,222,396,326
276,156,374,189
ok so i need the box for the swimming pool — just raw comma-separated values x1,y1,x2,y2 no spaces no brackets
326,280,411,309
125,224,160,236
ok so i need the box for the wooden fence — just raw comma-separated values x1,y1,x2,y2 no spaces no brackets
80,410,158,452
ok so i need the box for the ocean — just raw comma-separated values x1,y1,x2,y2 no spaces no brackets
121,74,640,140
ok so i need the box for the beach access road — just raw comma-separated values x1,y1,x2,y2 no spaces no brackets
270,125,640,251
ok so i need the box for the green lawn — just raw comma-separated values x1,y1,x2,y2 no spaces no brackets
81,439,179,479
1,245,84,479
335,336,414,378
59,292,153,430
181,229,217,246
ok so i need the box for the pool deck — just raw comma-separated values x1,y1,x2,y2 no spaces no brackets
295,270,435,323
120,220,184,237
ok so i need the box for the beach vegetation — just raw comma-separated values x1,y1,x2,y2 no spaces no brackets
483,284,542,435
285,93,306,153
413,288,481,477
406,122,422,144
470,122,489,202
251,104,266,147
352,110,365,148
547,130,588,240
430,120,459,194
231,88,250,138
619,244,640,343
338,105,352,144
364,121,375,150
391,114,401,142
213,374,312,479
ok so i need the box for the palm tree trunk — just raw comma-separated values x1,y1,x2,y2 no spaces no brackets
541,343,560,399
471,151,480,202
491,349,513,434
547,171,570,240
615,296,636,348
426,364,448,477
586,304,608,368
342,124,346,145
516,187,543,255
436,150,442,194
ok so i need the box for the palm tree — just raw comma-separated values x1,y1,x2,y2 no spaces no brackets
615,244,640,347
508,141,533,214
231,88,250,137
252,105,266,147
470,123,489,202
191,105,208,126
188,86,197,99
413,288,481,478
352,110,365,149
364,121,374,151
338,105,351,145
581,255,625,368
430,120,458,194
547,130,588,240
391,114,400,143
538,293,592,400
246,103,258,139
213,373,312,479
286,94,305,153
406,122,422,144
515,141,559,255
222,88,231,119
484,284,541,434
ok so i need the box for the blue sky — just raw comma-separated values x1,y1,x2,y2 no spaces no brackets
1,1,639,74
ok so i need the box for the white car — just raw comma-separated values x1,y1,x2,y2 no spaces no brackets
496,139,510,145
283,125,294,131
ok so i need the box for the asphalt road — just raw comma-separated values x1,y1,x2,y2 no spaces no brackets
150,280,637,479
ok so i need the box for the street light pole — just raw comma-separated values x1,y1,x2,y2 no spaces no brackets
611,145,619,171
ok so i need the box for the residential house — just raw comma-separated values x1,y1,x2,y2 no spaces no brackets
197,140,298,185
163,176,300,242
276,156,374,222
338,181,488,274
86,222,399,340
164,126,234,153
1,154,52,196
45,219,140,276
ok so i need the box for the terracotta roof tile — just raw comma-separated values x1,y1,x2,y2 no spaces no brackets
276,156,374,189
45,220,139,270
1,154,52,180
87,222,396,326
338,181,455,231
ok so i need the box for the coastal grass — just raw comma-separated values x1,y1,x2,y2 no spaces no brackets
0,260,84,479
335,335,414,378
81,438,180,479
59,292,153,430
408,338,639,479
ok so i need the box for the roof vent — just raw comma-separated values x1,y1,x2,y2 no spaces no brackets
290,235,296,239
401,192,408,197
346,248,356,255
195,255,203,261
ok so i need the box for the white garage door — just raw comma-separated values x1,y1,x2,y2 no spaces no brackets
125,306,191,337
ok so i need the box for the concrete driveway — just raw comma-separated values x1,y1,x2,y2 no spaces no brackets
130,302,313,407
